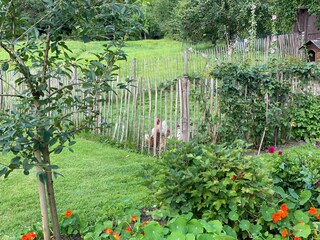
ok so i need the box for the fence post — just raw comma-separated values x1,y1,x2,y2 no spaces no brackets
181,52,189,142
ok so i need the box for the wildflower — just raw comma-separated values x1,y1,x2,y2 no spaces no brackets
104,228,113,234
21,235,28,240
294,237,301,240
65,210,72,218
113,233,120,240
268,146,276,154
131,215,137,222
125,226,131,233
272,212,282,223
278,151,282,156
272,15,277,21
290,121,297,127
281,228,288,237
280,204,288,212
231,175,236,181
279,210,288,218
308,207,317,215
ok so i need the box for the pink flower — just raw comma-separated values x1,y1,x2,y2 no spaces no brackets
278,151,282,156
316,141,319,147
268,146,276,153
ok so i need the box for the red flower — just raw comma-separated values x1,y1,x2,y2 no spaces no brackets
279,210,288,218
280,204,288,212
231,175,236,181
272,212,282,223
113,233,120,240
268,146,276,153
142,231,145,236
65,210,72,218
308,207,317,215
281,228,288,237
278,151,282,156
294,237,301,240
104,228,113,234
21,232,37,240
125,226,131,233
316,141,319,147
21,235,28,240
131,215,137,222
318,214,320,220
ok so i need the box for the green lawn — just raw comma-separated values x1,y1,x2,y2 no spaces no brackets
0,138,156,238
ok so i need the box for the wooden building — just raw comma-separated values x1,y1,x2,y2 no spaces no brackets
300,40,320,62
292,8,320,41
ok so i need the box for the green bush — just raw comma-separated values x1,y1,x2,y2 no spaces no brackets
289,94,320,140
148,140,273,237
271,146,320,206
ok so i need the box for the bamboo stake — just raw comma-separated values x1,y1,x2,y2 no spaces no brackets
147,78,152,154
153,80,158,156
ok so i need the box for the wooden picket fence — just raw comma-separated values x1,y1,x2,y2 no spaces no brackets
0,32,316,156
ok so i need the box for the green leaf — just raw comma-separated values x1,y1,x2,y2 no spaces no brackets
169,216,187,234
317,195,320,205
144,222,164,240
261,205,274,221
294,210,310,223
201,220,223,234
293,223,311,238
168,231,186,240
198,234,216,240
223,226,237,239
299,190,312,205
2,62,9,71
228,211,239,221
213,236,236,240
186,219,203,235
0,167,8,177
239,220,251,231
186,233,195,240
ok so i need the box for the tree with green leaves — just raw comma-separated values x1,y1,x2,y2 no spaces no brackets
0,0,143,239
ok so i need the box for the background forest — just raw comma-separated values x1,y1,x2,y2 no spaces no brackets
16,0,320,44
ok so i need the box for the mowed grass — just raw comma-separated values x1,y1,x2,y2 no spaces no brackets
0,138,156,237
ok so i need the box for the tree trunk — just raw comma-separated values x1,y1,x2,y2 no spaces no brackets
43,145,61,240
35,150,50,240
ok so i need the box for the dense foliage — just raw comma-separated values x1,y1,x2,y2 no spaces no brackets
210,61,320,147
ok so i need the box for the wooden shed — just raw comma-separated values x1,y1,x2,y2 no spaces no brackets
292,8,320,41
300,40,320,62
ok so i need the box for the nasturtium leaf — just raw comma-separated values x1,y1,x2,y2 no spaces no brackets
213,236,236,240
261,205,274,221
239,220,251,231
299,190,312,205
250,224,262,235
294,210,309,223
201,220,223,234
144,222,164,240
169,216,187,234
198,234,215,240
186,219,203,235
186,233,195,240
167,231,186,240
228,211,239,221
293,223,311,238
223,226,237,238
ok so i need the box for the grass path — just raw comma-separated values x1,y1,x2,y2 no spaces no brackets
0,138,156,237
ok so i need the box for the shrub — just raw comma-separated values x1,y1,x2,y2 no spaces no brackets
148,140,274,238
288,94,320,140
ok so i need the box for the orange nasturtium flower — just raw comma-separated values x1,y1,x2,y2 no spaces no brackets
113,233,120,240
308,207,317,215
317,214,320,220
231,175,236,181
272,212,282,223
65,210,72,218
294,237,301,240
279,210,288,218
21,232,37,240
125,226,131,233
280,204,288,212
104,228,113,234
281,228,288,237
131,215,137,222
